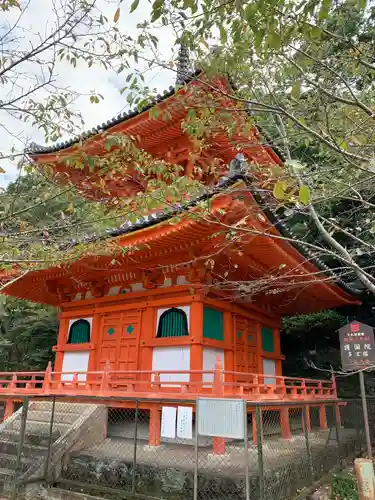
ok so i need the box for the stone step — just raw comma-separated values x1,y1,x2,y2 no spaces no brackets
2,428,59,447
28,409,79,425
0,467,15,480
0,452,32,473
0,436,47,457
30,401,95,414
46,487,106,500
10,419,71,435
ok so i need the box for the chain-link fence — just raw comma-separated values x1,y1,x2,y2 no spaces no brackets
0,395,370,500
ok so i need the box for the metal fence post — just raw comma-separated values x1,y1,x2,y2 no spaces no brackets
44,397,56,484
131,399,139,495
193,399,199,500
303,405,314,484
12,396,29,500
333,404,342,469
256,405,264,500
244,402,250,500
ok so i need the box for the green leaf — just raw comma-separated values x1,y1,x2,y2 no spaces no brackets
299,185,311,206
340,140,349,150
244,4,256,25
310,25,322,38
130,0,139,13
268,32,281,50
187,109,196,120
219,25,227,44
151,0,164,21
319,0,331,20
183,0,195,8
273,181,287,200
291,80,301,99
89,95,95,103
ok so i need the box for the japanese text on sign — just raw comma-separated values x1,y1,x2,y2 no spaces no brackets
339,321,375,371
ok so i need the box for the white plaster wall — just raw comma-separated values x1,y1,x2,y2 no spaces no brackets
176,275,190,285
61,352,90,381
131,282,144,292
152,346,191,386
263,358,276,385
203,347,224,383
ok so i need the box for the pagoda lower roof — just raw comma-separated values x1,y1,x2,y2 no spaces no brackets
1,174,361,315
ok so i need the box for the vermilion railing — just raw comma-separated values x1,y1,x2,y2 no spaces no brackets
0,360,337,401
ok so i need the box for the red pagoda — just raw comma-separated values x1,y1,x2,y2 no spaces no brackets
0,49,361,451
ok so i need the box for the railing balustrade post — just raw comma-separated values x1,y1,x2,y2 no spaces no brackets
9,373,17,390
42,362,52,393
212,356,225,454
100,363,110,394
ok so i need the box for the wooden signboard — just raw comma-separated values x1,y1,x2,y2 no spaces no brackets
339,321,375,371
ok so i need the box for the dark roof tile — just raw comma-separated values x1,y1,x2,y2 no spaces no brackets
27,70,201,156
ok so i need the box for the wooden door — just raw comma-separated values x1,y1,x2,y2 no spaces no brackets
97,309,140,378
235,316,258,382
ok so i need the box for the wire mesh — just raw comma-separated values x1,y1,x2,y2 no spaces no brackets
260,406,312,500
195,408,250,500
0,396,368,500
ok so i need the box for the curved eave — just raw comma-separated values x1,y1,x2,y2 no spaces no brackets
1,180,360,311
28,74,283,169
27,70,202,157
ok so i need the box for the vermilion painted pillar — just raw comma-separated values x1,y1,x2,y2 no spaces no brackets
190,301,203,392
88,313,101,372
212,357,226,455
3,399,14,421
305,405,311,433
139,306,155,391
213,437,226,454
280,407,292,439
335,404,342,428
319,405,328,430
149,406,161,446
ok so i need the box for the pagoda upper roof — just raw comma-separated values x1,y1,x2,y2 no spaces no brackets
28,71,201,156
26,71,282,200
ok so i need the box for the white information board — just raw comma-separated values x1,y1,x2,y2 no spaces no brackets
177,406,193,439
161,407,177,438
197,398,245,439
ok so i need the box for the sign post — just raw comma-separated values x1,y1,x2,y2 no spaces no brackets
339,321,375,460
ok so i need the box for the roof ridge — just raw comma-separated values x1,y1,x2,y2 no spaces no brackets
27,70,202,156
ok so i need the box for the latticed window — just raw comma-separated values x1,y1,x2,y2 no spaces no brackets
68,319,90,344
261,326,274,352
157,308,189,338
203,307,224,340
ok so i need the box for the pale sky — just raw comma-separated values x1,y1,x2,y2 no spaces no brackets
0,0,178,187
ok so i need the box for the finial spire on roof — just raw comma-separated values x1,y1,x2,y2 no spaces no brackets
175,42,191,86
